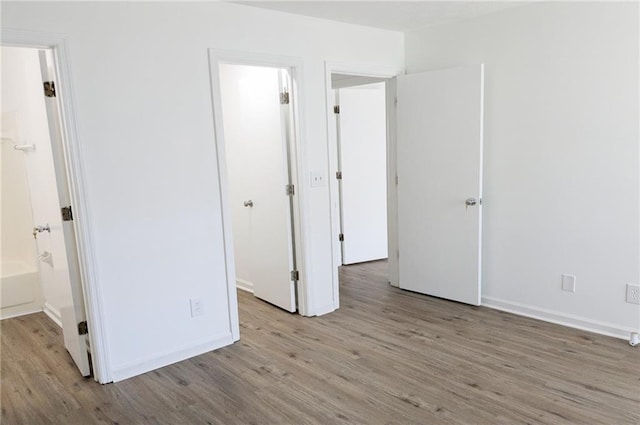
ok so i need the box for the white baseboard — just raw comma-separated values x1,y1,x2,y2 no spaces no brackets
236,278,254,293
43,302,62,327
110,333,234,382
0,306,43,321
482,296,636,341
313,303,337,317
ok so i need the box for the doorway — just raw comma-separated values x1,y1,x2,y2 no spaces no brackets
325,64,398,311
0,45,92,377
332,75,389,265
213,61,302,314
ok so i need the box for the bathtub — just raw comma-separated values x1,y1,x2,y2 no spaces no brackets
1,260,42,319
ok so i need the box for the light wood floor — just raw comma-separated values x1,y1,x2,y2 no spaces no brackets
2,260,639,424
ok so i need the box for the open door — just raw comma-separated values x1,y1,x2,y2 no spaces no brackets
337,83,388,265
219,64,297,313
37,50,91,376
396,65,484,306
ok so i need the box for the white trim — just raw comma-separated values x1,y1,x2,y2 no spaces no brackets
314,303,339,317
482,296,636,341
476,64,485,305
0,307,44,321
385,77,399,287
208,49,310,319
43,302,62,327
111,333,234,382
2,29,111,383
236,278,254,293
324,61,402,311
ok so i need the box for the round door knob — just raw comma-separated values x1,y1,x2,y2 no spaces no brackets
465,198,477,206
243,200,254,207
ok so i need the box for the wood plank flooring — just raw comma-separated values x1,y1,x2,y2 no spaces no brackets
2,260,639,424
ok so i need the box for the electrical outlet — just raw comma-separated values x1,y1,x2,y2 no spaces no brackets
626,284,640,305
190,297,204,317
561,274,576,292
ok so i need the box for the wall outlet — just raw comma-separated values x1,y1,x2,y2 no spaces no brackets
310,171,326,187
626,284,640,305
190,297,204,317
561,274,576,292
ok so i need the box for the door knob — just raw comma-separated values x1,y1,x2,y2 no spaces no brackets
465,198,477,206
243,200,254,207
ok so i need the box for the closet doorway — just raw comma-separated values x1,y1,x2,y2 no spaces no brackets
332,75,389,265
213,60,303,314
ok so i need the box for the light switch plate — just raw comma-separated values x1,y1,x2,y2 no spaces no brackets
190,297,204,317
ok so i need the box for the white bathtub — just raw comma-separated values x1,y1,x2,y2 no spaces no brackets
1,260,41,318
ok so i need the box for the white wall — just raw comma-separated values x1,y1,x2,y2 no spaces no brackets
2,2,403,380
1,46,74,322
1,121,36,269
405,2,639,336
0,66,43,316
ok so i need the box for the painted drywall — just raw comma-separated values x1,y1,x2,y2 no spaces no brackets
1,46,74,322
405,2,639,335
2,2,403,380
332,74,386,89
338,82,388,264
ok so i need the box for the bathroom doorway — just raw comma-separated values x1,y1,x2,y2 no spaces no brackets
1,45,91,377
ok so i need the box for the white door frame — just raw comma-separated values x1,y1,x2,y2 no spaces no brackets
208,49,310,318
324,61,402,310
2,29,110,383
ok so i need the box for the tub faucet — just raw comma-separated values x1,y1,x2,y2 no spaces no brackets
32,224,51,239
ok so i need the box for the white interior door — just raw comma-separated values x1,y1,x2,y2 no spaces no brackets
338,83,388,264
397,65,484,306
37,50,91,375
219,64,296,312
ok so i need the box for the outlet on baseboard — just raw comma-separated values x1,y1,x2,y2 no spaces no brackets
190,297,204,317
561,274,576,292
626,284,640,305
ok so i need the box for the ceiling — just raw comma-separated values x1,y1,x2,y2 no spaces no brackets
233,1,527,32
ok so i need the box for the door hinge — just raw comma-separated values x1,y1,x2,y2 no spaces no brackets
43,81,56,98
285,184,295,196
394,96,398,107
336,171,342,180
333,105,340,114
78,321,88,335
339,233,344,242
395,175,399,185
280,91,290,105
61,206,73,221
290,270,299,281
